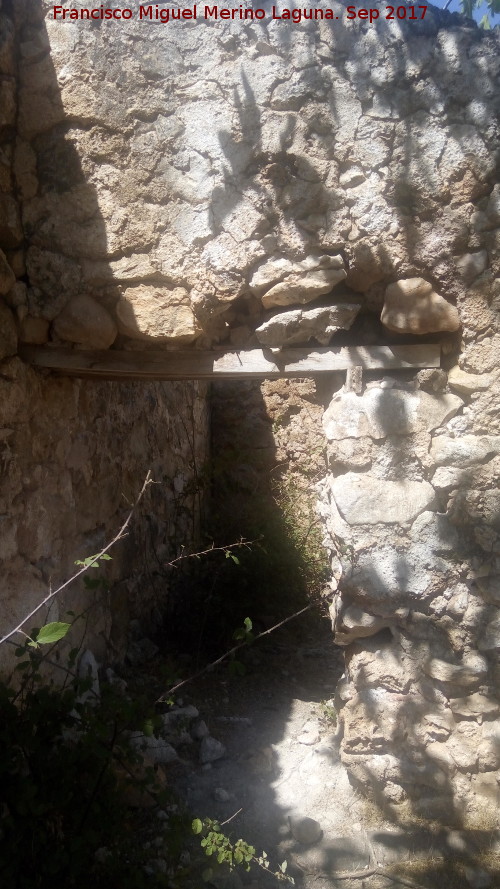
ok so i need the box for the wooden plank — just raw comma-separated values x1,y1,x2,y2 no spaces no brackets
19,344,440,381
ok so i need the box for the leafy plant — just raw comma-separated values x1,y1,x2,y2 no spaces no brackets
0,634,173,889
192,817,294,884
458,0,499,27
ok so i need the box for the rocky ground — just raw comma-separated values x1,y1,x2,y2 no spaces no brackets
134,613,500,889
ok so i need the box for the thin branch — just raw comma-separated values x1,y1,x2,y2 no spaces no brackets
158,603,314,700
0,471,153,648
220,808,243,827
164,537,258,569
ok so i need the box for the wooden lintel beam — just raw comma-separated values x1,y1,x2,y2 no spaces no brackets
19,344,441,381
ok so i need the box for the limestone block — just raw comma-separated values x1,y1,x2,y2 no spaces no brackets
423,655,488,691
261,268,347,309
331,473,435,525
334,605,389,646
82,254,159,286
430,435,500,467
117,285,201,343
52,295,117,348
0,301,17,359
381,278,460,334
426,741,457,774
409,512,459,554
0,248,15,295
448,365,492,395
255,302,361,348
250,255,346,306
323,389,462,441
449,693,500,722
456,251,488,285
343,642,417,693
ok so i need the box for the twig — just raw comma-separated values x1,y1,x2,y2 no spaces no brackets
0,471,153,648
220,808,243,827
292,858,433,888
158,603,314,700
164,537,258,569
378,869,433,889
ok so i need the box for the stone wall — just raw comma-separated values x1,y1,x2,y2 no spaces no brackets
1,0,500,825
11,1,497,355
0,0,209,671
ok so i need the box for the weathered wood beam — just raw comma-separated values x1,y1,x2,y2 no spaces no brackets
19,344,440,381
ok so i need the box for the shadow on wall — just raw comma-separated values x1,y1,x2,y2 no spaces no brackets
163,375,332,660
0,0,208,671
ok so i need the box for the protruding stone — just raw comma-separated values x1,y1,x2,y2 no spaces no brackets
423,655,488,690
52,295,117,348
117,285,201,343
448,365,492,395
255,302,361,348
331,473,435,525
381,278,460,334
250,255,346,309
449,693,500,721
323,388,463,441
430,435,500,467
334,605,389,646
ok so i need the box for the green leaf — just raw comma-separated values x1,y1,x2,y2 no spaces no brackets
100,553,112,560
479,12,491,26
143,719,154,737
32,622,71,646
230,554,240,565
244,617,252,632
192,818,203,835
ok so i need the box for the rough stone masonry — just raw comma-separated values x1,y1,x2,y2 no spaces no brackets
0,0,499,823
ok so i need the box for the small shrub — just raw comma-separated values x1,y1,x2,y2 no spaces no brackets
0,638,172,889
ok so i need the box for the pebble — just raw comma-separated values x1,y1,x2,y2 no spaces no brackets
298,732,320,745
200,736,226,764
288,815,323,845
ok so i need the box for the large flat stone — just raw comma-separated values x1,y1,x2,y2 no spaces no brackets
250,255,346,309
255,302,361,347
323,389,463,441
331,473,436,524
423,655,488,690
430,435,500,467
